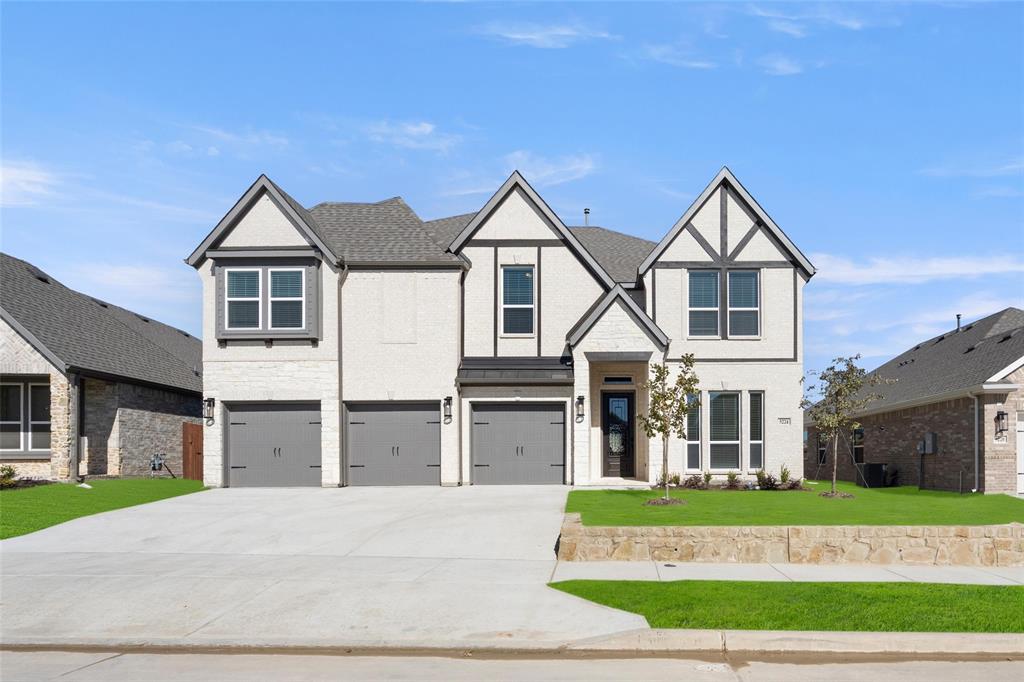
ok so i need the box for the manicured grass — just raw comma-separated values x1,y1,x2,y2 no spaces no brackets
567,480,1024,526
551,580,1024,632
0,479,204,539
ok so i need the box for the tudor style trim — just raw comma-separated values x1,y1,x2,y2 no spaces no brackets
447,170,617,291
638,167,816,278
187,174,339,267
566,284,669,350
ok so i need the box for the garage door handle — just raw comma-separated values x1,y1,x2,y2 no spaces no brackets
309,465,321,468
474,464,490,467
230,466,247,469
397,446,400,456
550,464,565,467
349,465,365,468
427,464,440,468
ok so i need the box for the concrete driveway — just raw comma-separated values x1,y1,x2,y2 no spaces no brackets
0,486,644,649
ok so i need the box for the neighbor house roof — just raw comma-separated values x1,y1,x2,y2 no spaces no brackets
0,253,202,393
850,308,1024,415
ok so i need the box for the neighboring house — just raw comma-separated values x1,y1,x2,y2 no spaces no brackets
804,308,1024,495
0,253,203,480
186,167,813,488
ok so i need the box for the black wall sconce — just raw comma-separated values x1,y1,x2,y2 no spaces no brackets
995,410,1008,435
575,395,585,422
203,397,216,425
443,396,453,424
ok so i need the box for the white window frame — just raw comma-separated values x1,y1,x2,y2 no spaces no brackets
687,270,720,339
708,390,741,472
685,393,701,472
0,382,23,452
268,268,306,330
727,270,761,338
500,264,536,337
27,382,50,452
748,391,764,472
224,267,262,330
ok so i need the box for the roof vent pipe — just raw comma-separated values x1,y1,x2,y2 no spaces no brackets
583,208,590,226
956,314,962,332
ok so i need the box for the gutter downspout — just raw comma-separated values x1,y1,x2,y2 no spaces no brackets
338,261,349,487
972,394,980,492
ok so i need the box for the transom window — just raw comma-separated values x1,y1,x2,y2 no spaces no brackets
749,391,764,469
269,269,304,329
688,271,719,337
686,393,701,470
502,266,535,335
225,269,261,330
709,391,740,469
728,271,760,337
0,382,50,453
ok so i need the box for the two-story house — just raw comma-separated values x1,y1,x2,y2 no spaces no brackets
186,168,814,487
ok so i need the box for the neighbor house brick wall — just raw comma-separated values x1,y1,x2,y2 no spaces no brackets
114,383,201,477
82,378,118,475
980,365,1023,495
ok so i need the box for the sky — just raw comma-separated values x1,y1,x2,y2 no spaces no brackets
2,1,1022,375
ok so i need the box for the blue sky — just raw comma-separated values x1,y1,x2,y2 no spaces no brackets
2,1,1022,374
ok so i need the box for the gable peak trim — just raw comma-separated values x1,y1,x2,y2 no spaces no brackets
566,284,669,350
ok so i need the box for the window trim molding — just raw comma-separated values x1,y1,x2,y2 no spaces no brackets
687,270,721,339
727,269,761,338
27,382,50,452
268,267,306,331
708,390,741,471
224,267,262,331
500,264,536,338
0,382,24,452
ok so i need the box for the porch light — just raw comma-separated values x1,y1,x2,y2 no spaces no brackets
203,397,216,422
995,410,1008,435
575,395,585,422
443,396,453,423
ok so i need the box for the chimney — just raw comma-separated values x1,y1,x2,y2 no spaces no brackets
956,314,962,332
583,208,590,226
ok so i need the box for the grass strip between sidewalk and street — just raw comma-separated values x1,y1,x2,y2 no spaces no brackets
550,579,1024,632
0,479,205,539
566,480,1024,526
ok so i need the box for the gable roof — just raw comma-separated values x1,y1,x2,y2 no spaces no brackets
187,175,338,267
569,226,655,284
855,307,1024,413
639,167,815,278
566,284,669,350
0,253,202,393
446,171,617,290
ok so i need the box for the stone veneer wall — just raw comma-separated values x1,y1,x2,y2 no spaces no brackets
114,382,201,477
557,514,1024,566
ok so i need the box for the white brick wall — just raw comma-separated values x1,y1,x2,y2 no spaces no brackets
219,192,309,248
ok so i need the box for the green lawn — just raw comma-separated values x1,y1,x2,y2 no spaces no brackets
566,480,1024,526
0,479,204,539
551,580,1024,632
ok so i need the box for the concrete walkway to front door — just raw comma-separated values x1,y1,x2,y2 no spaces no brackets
0,486,644,650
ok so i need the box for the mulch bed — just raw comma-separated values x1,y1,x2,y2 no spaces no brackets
0,479,53,491
644,497,687,506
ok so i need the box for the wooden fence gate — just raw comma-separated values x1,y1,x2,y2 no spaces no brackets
182,422,203,481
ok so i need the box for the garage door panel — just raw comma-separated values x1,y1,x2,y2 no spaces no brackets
472,404,565,485
228,403,322,487
347,404,440,486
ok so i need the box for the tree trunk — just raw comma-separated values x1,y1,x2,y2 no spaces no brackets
663,433,670,500
831,432,839,494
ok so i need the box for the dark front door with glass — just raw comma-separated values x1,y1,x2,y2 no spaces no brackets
602,393,635,478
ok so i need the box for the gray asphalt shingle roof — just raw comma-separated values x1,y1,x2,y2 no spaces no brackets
864,307,1024,409
1,253,202,393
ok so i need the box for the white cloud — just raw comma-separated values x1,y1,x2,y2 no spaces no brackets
811,252,1024,285
971,186,1024,199
188,124,289,149
920,158,1024,178
504,150,597,187
0,161,61,207
747,4,869,33
476,21,616,49
767,19,807,37
638,44,717,69
758,54,803,76
71,263,198,304
365,120,460,153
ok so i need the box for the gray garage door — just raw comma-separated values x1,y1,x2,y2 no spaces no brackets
472,403,565,484
346,403,440,485
228,403,322,487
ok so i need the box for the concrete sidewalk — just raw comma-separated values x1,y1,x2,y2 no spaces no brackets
552,560,1024,585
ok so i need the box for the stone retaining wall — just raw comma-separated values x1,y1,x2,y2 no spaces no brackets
557,514,1024,566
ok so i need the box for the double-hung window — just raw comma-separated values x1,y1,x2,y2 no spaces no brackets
269,269,304,329
852,428,865,464
709,391,740,469
749,391,764,469
28,384,50,451
817,433,828,465
688,271,719,336
225,269,261,330
728,271,760,337
0,384,22,451
686,393,701,470
502,266,535,335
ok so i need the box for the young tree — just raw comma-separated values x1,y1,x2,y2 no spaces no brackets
802,355,888,496
639,356,700,501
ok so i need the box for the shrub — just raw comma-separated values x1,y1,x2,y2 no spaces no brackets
756,469,779,490
725,471,741,489
786,477,804,490
682,474,706,490
0,465,16,489
780,464,791,484
703,471,713,487
656,471,682,488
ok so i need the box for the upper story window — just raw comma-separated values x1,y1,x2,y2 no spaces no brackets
269,269,304,329
502,265,534,335
226,269,261,329
688,271,719,337
728,271,760,337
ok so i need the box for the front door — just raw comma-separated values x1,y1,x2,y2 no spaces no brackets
602,393,635,478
